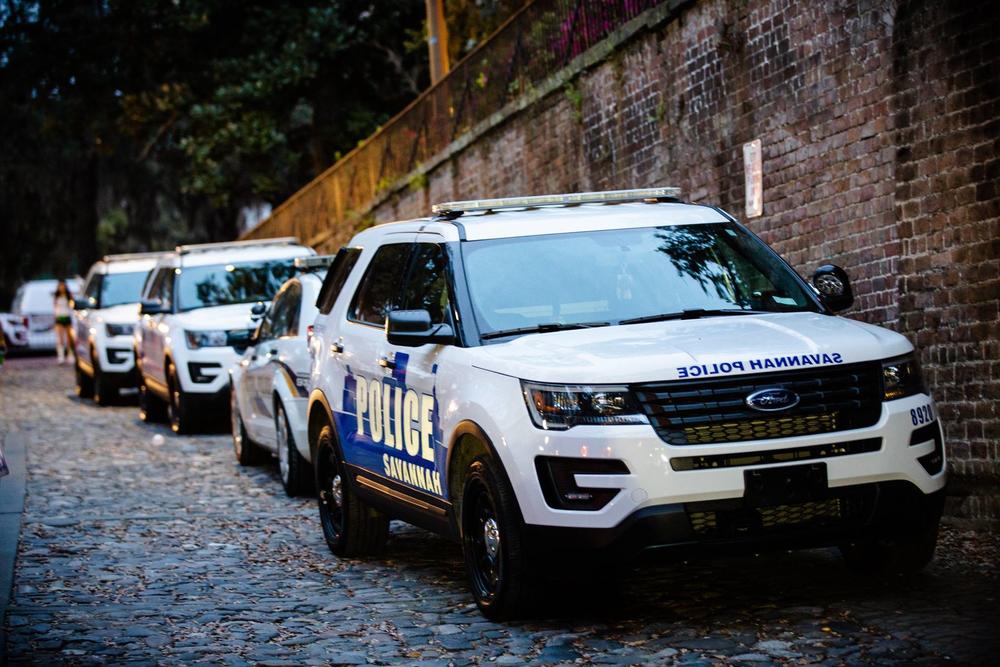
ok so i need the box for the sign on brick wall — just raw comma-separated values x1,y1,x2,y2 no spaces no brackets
743,138,763,218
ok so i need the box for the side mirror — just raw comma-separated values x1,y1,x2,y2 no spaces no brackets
812,264,854,313
387,309,455,347
250,302,267,322
140,299,169,315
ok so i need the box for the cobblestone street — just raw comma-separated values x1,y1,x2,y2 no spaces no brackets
0,357,997,665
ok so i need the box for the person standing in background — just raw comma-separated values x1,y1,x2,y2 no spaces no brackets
53,279,73,364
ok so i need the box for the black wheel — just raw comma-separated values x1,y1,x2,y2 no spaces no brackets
92,352,118,406
840,494,944,576
75,356,94,399
139,379,167,422
167,361,197,435
276,400,313,496
314,423,388,556
231,386,266,465
460,454,535,620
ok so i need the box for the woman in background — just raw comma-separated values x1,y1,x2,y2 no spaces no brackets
53,280,73,364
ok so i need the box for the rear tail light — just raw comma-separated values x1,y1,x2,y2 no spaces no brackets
306,324,314,340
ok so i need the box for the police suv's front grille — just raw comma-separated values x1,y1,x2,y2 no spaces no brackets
633,363,883,446
689,498,844,535
686,484,878,538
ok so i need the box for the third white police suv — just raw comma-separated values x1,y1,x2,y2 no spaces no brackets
306,189,947,619
73,252,164,405
136,238,314,433
230,255,334,495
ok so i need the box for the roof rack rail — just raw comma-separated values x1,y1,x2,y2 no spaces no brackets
176,237,300,255
431,187,682,215
293,254,337,271
102,251,167,262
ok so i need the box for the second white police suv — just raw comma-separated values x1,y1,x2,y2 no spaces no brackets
302,188,946,619
135,238,314,433
230,254,334,496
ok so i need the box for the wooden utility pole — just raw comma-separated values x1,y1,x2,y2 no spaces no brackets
425,0,450,84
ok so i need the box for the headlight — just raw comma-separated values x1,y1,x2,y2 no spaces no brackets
185,329,229,349
882,354,925,400
105,323,133,337
522,382,648,430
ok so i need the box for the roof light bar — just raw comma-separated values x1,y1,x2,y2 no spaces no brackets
176,237,300,255
431,188,681,215
293,254,337,270
102,251,167,262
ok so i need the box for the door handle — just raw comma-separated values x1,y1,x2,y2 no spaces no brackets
329,342,344,354
378,356,396,370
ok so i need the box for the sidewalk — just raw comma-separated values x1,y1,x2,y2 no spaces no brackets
0,432,26,664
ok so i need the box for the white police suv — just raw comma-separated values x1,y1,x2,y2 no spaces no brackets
73,252,164,405
305,189,946,619
230,255,334,495
136,238,314,434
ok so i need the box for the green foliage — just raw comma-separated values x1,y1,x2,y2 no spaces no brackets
564,82,584,122
409,172,429,191
0,0,429,304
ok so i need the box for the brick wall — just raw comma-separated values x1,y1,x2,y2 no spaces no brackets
308,0,1000,519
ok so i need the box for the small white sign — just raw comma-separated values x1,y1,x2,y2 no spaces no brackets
743,139,763,218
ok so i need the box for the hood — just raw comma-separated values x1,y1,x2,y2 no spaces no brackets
170,303,261,332
468,312,911,384
94,303,141,325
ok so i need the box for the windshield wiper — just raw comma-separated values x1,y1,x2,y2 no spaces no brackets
619,308,765,325
480,321,611,340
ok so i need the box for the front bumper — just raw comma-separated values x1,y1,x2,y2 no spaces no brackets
524,481,945,562
507,393,946,530
174,347,241,394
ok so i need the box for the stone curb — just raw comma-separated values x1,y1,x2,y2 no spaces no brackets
0,432,27,663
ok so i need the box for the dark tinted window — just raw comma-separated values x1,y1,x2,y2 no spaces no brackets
348,244,411,326
316,247,362,315
271,283,301,337
176,261,296,311
99,271,149,308
401,244,452,325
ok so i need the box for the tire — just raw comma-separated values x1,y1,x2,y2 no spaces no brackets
231,386,266,466
460,454,535,620
139,379,168,422
276,400,313,497
314,423,388,557
840,497,943,576
92,352,119,407
75,356,94,399
167,361,198,435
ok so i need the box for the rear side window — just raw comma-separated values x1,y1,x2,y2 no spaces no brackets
316,247,362,315
348,244,412,326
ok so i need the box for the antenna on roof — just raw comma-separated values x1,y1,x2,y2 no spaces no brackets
431,188,682,216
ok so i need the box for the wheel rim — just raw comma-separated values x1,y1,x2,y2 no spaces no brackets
276,408,290,484
317,440,344,541
464,479,502,601
168,367,181,431
231,391,243,457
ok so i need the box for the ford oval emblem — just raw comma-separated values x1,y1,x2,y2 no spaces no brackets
745,388,800,412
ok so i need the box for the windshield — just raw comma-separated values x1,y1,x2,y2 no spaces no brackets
177,261,297,311
100,271,148,308
461,223,817,337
